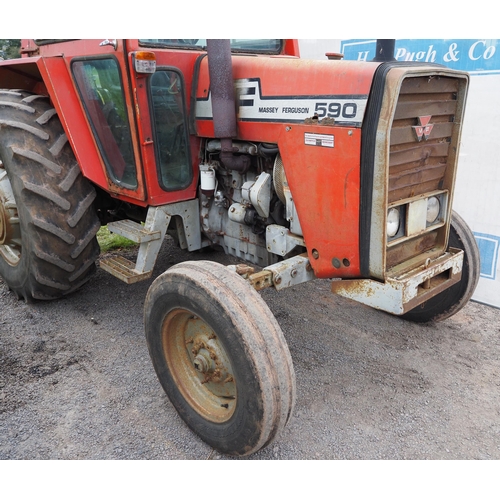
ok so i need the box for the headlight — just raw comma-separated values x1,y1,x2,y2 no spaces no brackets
426,196,440,224
387,207,401,237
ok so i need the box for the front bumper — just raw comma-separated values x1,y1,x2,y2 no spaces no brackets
330,248,463,315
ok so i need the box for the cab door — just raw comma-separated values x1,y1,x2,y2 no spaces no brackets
124,39,201,206
69,40,146,201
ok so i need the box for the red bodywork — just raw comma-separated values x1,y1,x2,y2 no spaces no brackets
195,56,378,277
0,39,381,279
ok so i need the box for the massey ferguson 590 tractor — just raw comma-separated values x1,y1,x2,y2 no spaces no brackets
0,39,480,455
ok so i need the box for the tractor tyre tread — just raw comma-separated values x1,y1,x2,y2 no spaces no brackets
0,89,100,301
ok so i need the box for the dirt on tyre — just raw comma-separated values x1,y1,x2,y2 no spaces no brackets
402,211,480,323
144,260,296,456
0,89,100,301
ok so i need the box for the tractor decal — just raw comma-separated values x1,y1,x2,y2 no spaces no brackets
196,78,369,127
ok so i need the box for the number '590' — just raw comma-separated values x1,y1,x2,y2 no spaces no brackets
315,102,358,119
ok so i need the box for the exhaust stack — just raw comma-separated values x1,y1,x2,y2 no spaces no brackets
372,39,396,62
206,39,251,173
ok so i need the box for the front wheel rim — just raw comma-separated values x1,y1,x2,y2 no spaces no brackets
0,164,22,266
162,308,237,423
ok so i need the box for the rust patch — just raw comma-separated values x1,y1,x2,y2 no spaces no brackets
403,268,462,313
386,232,438,270
248,270,273,291
235,264,254,276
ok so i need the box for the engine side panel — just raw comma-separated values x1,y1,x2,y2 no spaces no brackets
278,123,362,278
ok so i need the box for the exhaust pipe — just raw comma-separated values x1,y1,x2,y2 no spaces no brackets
206,39,251,173
372,39,396,62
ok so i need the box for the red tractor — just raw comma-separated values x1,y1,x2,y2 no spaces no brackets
0,39,479,456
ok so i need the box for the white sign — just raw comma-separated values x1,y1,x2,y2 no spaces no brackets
304,132,334,148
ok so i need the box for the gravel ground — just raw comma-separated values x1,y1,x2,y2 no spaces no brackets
1,238,500,461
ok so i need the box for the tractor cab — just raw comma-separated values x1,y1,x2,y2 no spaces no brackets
11,39,299,210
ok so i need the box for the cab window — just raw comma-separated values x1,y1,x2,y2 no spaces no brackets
149,69,192,191
72,58,137,188
139,39,282,54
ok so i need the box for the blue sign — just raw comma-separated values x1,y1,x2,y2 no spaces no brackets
474,233,500,280
341,39,500,75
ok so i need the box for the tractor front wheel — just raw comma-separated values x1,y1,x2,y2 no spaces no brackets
144,260,296,456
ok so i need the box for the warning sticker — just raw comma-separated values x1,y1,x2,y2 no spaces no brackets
304,132,334,148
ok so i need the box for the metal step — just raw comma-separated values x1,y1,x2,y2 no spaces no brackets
99,255,153,284
106,219,161,243
99,201,202,285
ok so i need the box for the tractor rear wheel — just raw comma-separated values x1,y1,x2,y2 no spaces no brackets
144,260,296,456
0,90,100,300
402,211,480,323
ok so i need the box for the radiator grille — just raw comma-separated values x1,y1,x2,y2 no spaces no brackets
386,75,460,270
389,76,458,203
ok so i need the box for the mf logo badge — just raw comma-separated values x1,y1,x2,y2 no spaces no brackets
413,115,434,142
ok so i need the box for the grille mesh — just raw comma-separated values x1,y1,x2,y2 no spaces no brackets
386,75,460,270
388,76,458,204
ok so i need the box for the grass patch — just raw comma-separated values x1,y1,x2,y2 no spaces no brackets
97,226,138,253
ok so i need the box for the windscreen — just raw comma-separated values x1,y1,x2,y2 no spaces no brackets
139,39,282,53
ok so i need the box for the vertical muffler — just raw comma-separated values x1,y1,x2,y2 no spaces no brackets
372,39,396,62
206,39,251,173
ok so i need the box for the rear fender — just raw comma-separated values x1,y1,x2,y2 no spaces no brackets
0,58,44,93
0,57,109,190
1,56,147,204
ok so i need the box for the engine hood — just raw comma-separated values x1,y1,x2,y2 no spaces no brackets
194,54,380,141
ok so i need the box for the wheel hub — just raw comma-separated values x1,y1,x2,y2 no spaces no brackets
190,337,232,390
162,309,237,423
193,350,213,374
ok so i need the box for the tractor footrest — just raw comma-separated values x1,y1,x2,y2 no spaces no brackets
99,255,153,284
106,220,161,243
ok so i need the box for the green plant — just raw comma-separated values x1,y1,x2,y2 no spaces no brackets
0,39,21,60
97,226,137,252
